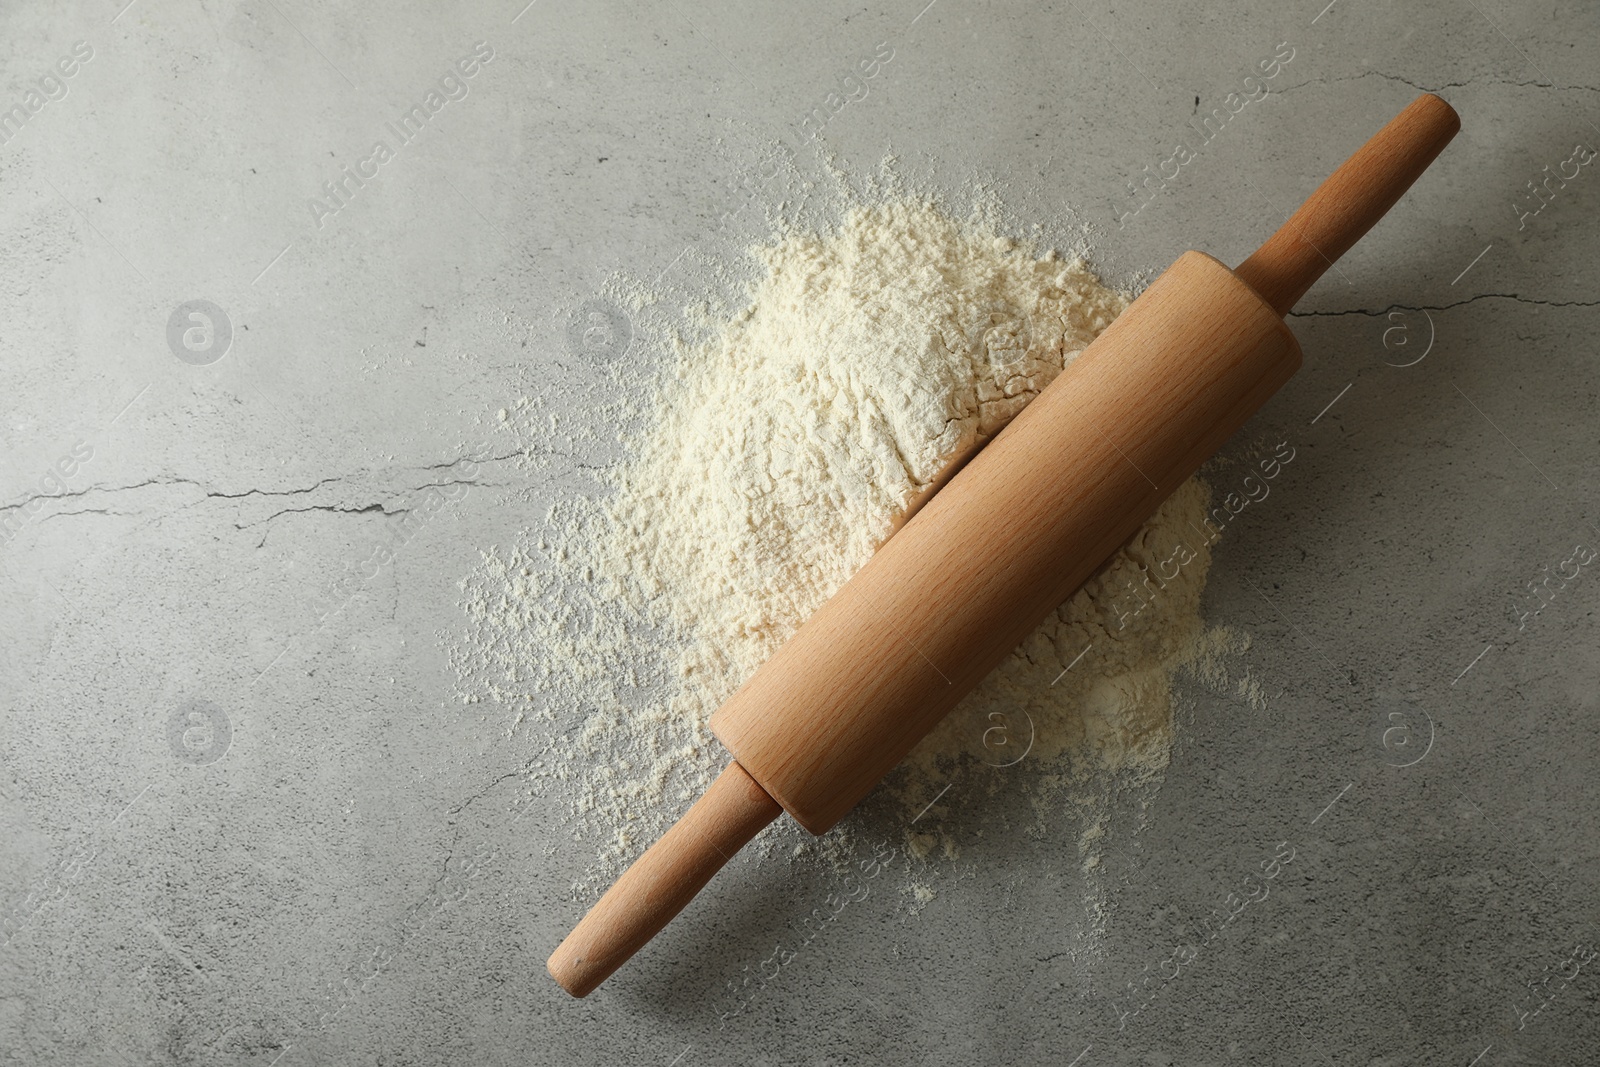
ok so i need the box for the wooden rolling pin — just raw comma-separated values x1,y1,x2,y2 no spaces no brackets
548,93,1460,997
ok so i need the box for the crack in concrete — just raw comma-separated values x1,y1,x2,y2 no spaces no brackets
34,507,127,520
1289,293,1600,318
234,503,394,532
0,450,525,521
0,475,337,519
1281,68,1594,95
447,766,529,817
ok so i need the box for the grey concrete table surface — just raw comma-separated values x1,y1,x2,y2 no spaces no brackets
2,1,1598,1065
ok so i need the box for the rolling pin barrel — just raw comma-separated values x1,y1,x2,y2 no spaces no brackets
548,94,1460,996
710,251,1301,832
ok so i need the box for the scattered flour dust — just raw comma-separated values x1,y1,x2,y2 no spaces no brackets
451,195,1254,933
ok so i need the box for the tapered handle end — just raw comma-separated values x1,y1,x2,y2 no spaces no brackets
547,760,782,997
1235,92,1460,316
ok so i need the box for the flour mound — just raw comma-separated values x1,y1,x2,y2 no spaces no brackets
610,199,1129,701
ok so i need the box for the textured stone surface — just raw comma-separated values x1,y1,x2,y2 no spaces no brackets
2,1,1598,1064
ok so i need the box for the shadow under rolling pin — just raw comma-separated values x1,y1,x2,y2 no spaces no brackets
548,92,1460,997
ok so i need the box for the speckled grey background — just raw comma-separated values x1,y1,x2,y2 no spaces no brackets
3,1,1598,1064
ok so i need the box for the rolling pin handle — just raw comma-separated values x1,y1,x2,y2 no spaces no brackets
547,760,782,997
1234,92,1460,316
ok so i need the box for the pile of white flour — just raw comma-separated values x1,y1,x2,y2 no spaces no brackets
452,196,1251,910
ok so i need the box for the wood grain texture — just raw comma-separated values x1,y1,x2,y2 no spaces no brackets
1234,93,1459,315
546,760,780,997
711,252,1301,833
